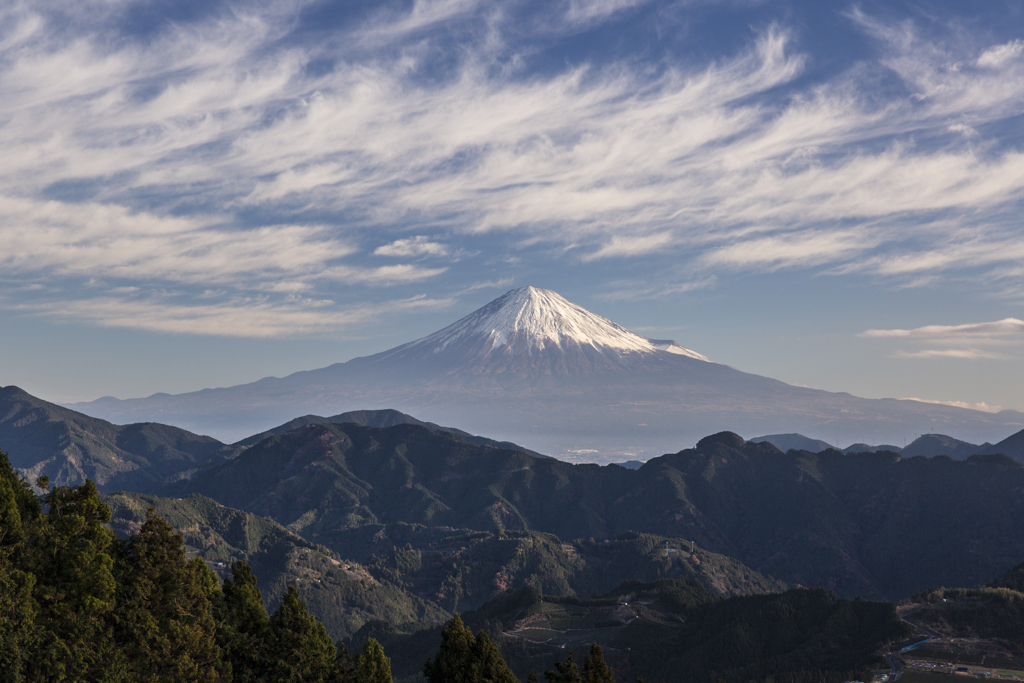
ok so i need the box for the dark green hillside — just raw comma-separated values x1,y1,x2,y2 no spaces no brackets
750,433,833,452
359,580,907,683
168,422,627,539
902,434,981,459
106,492,449,639
990,560,1024,592
105,492,778,639
1,385,545,494
621,437,1024,598
232,408,547,457
175,424,1024,600
982,427,1024,461
0,385,229,491
341,526,783,612
896,567,1024,668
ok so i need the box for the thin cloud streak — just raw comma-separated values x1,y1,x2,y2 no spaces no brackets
903,397,1004,412
3,2,1024,335
862,318,1024,338
893,349,1008,360
596,277,717,301
0,197,353,284
12,293,455,338
374,236,450,257
864,317,1022,363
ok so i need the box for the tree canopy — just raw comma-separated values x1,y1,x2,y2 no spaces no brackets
0,449,381,683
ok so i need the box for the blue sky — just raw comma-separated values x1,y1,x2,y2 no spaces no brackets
1,0,1023,418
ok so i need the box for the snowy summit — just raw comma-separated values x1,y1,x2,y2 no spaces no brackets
375,286,711,372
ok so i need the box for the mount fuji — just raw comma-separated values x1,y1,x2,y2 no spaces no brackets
69,287,1023,461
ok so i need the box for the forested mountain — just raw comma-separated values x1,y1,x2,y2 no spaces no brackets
902,434,990,459
0,385,542,492
982,429,1024,460
233,408,545,457
105,492,449,639
0,385,228,491
891,561,1024,672
749,433,834,453
171,423,1024,600
4,395,1023,682
103,491,781,640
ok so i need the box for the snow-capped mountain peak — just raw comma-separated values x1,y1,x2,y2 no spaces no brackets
376,286,712,371
426,286,654,353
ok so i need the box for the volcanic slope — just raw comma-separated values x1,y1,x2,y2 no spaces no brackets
70,287,1024,459
173,422,1024,600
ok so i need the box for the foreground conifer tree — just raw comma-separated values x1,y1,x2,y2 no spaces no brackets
581,644,615,683
0,452,41,681
30,478,120,682
354,638,393,683
546,643,615,683
268,585,342,683
424,614,517,683
544,653,582,683
215,562,271,683
116,509,226,683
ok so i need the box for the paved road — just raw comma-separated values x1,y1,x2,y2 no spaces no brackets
885,608,938,680
886,653,905,681
899,610,940,638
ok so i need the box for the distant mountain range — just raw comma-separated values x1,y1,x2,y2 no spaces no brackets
753,430,1024,460
64,286,1023,461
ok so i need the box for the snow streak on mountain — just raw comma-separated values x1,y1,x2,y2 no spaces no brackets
372,286,712,373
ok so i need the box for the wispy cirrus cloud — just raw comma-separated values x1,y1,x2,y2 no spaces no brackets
893,349,1008,360
862,318,1024,362
14,292,454,338
0,197,354,284
703,230,872,269
862,318,1024,338
3,0,1024,336
374,236,450,258
596,277,717,301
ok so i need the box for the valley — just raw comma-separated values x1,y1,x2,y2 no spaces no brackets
885,579,1024,682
